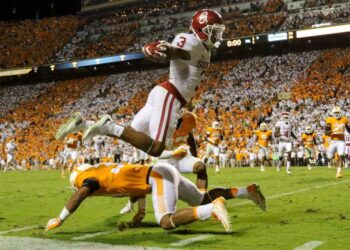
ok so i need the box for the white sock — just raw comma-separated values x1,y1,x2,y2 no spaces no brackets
236,187,248,198
337,167,342,175
194,203,214,220
80,120,95,131
103,121,125,137
286,161,291,171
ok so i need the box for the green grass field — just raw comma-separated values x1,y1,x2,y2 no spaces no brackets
1,167,350,250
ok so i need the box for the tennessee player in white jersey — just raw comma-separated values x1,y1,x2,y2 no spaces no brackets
45,162,267,232
345,131,350,168
204,121,223,173
274,112,296,174
4,139,17,171
254,122,272,172
62,132,83,178
325,107,350,178
55,9,225,159
301,126,317,170
219,140,229,169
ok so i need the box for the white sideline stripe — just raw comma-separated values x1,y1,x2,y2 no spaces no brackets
0,236,174,250
230,179,350,208
0,225,39,235
171,234,213,247
72,230,115,240
293,241,324,250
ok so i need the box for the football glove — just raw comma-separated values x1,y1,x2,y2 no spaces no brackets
172,145,189,158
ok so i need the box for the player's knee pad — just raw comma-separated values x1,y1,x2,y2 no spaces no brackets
147,141,165,157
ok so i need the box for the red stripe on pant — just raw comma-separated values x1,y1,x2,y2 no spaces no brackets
155,92,170,142
162,95,176,142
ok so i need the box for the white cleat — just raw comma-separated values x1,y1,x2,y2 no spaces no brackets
120,203,134,215
247,183,267,212
307,166,312,170
260,167,265,172
83,115,112,140
287,170,292,175
276,166,281,172
55,112,83,140
211,197,232,233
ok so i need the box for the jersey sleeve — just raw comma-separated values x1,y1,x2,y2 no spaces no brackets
325,117,332,125
171,33,194,51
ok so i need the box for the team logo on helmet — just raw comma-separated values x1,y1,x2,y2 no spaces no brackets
199,11,208,24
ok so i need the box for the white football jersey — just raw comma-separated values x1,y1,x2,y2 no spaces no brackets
219,144,227,154
345,131,350,146
170,33,210,102
93,136,105,151
6,142,16,154
275,120,293,142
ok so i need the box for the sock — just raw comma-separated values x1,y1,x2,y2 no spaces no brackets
337,167,342,175
103,121,125,137
230,187,248,198
81,120,95,131
286,161,291,171
194,203,214,220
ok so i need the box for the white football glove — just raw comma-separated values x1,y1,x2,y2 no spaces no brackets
46,217,62,232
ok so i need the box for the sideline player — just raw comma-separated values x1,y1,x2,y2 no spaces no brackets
3,139,17,172
325,107,350,178
254,122,272,172
55,9,226,158
46,162,266,232
204,121,223,173
62,132,82,178
274,112,296,175
301,126,317,170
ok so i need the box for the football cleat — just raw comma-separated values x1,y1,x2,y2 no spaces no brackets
336,173,343,179
247,183,267,212
55,112,83,140
46,217,62,232
83,115,112,140
287,170,292,175
276,166,281,172
260,167,265,172
211,197,232,232
307,166,312,170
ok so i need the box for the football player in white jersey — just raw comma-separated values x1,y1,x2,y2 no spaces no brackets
4,139,17,171
274,112,297,174
219,140,229,169
345,131,350,168
55,9,225,159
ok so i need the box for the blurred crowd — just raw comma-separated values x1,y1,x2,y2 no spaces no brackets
1,0,350,68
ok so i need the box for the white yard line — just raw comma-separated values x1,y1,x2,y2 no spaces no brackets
293,241,324,250
229,179,350,208
0,225,39,235
71,230,115,240
0,236,174,250
171,234,213,247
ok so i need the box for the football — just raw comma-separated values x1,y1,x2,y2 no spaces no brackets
142,41,170,63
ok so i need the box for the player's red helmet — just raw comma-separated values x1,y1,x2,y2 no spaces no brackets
191,9,225,49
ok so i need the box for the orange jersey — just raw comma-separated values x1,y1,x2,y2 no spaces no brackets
322,134,331,149
206,127,222,145
301,133,316,148
66,132,82,149
71,163,151,197
255,130,272,147
325,117,349,140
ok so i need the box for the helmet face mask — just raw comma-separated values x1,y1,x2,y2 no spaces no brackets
305,126,312,134
202,24,225,48
332,107,341,119
212,121,220,129
260,123,267,131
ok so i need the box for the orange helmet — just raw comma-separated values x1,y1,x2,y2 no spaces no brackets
174,112,197,137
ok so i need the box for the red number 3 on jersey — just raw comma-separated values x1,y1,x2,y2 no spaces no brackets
177,36,186,48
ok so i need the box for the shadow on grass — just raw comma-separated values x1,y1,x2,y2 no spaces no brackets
168,226,254,236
